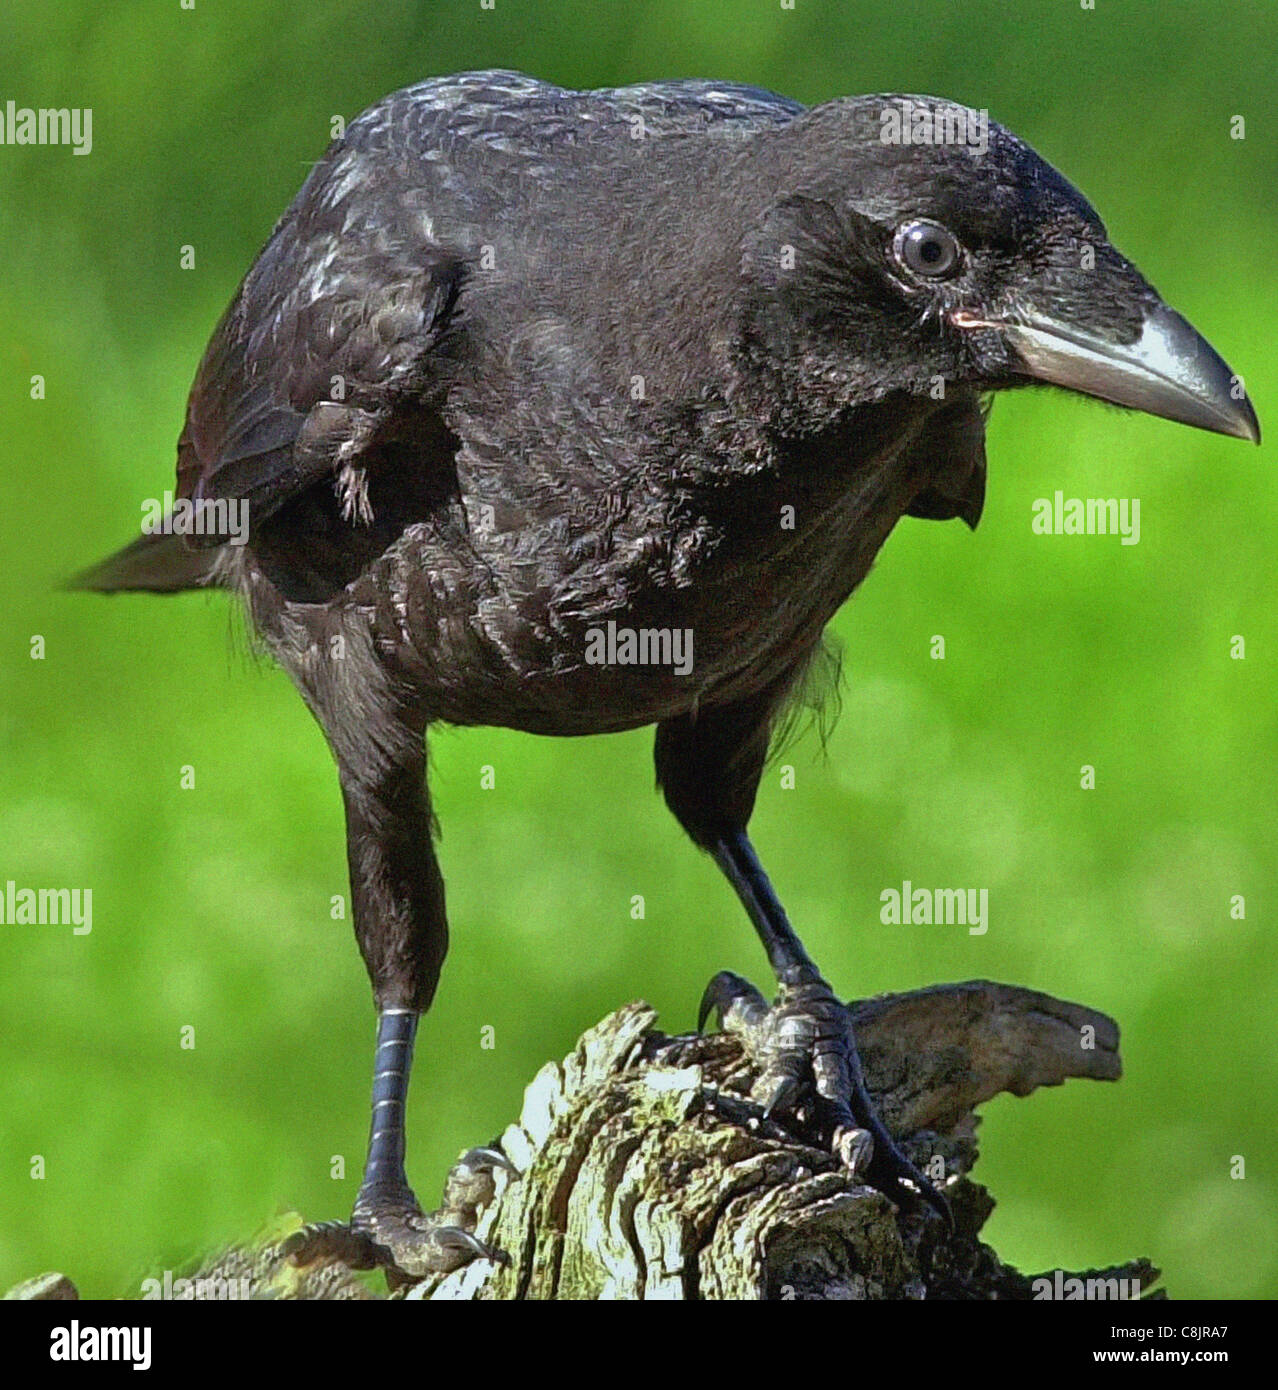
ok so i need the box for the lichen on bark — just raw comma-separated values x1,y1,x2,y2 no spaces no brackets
7,980,1159,1302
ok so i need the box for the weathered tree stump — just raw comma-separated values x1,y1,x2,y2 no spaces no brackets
6,980,1159,1301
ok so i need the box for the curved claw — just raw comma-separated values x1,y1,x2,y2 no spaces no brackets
697,973,730,1033
759,1072,803,1121
703,971,957,1237
458,1145,517,1177
444,1144,518,1213
433,1226,510,1266
833,1124,875,1178
862,1120,954,1233
912,1172,955,1233
698,970,769,1035
886,1171,954,1233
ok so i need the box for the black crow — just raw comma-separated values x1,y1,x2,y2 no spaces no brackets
77,71,1259,1278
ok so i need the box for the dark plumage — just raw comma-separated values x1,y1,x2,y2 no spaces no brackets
78,71,1258,1276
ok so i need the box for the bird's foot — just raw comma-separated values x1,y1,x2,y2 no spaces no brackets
283,1145,515,1289
699,970,952,1230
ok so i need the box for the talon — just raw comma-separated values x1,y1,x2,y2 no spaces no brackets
701,969,958,1237
433,1226,509,1265
892,1172,953,1232
697,972,733,1032
282,1218,336,1259
444,1144,518,1212
834,1124,874,1177
698,970,769,1034
933,1191,955,1233
863,1119,955,1233
458,1145,517,1176
760,1073,802,1120
911,1173,955,1233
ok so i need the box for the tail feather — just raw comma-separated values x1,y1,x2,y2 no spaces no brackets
69,531,220,594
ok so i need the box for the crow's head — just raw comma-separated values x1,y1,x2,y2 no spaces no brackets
742,93,1258,442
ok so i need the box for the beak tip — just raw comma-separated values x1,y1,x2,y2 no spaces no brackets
1004,305,1261,447
1221,391,1261,444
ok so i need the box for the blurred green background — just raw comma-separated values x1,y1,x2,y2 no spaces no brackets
1,0,1274,1300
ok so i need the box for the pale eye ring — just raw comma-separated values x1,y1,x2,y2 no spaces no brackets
893,219,962,279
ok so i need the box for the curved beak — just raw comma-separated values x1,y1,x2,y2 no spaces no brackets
999,303,1260,443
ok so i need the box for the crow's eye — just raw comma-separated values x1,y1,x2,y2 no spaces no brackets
893,220,962,279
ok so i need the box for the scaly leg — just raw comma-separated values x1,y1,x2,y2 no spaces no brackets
655,691,952,1228
284,734,510,1282
701,831,950,1223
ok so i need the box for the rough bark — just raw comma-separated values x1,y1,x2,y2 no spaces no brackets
5,980,1159,1301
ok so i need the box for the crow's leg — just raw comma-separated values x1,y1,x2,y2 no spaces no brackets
655,689,951,1227
284,730,510,1283
702,832,947,1219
